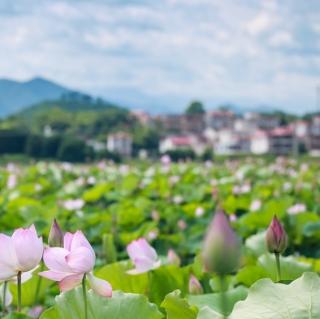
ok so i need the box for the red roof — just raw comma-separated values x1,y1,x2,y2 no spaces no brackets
270,126,293,137
169,136,193,146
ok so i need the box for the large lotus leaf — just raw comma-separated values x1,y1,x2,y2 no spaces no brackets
188,286,247,316
96,261,148,294
3,314,32,319
258,253,311,281
198,272,320,319
245,231,266,257
161,290,197,319
149,265,189,305
40,288,163,319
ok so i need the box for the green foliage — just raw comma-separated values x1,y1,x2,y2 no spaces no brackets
164,149,196,161
57,136,88,162
185,101,205,115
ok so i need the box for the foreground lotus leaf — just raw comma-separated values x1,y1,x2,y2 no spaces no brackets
161,290,197,319
198,272,320,319
40,288,163,319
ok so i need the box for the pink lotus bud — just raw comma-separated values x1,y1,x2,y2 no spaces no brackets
127,238,161,275
266,216,288,254
0,225,43,280
48,219,64,247
188,275,203,295
203,211,241,275
167,249,181,266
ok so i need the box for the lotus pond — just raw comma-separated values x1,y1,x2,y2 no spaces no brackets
1,157,320,318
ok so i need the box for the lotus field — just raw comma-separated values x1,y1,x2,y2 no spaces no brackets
1,157,320,318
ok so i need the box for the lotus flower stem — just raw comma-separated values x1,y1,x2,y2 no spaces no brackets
34,262,44,305
2,281,7,315
82,274,88,319
17,271,22,312
219,275,227,319
275,252,281,282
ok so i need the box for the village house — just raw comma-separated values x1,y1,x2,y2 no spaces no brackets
214,129,250,155
159,135,208,156
205,110,235,130
251,126,296,155
157,114,205,134
107,132,133,156
309,116,320,155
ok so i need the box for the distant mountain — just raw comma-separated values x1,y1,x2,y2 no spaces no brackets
0,77,69,117
18,91,124,118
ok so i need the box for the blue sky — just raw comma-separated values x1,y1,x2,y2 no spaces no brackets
1,0,320,113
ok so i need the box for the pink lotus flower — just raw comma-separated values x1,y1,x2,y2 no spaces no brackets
39,231,112,297
0,225,43,281
127,238,161,274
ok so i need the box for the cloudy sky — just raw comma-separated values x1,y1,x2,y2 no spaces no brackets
1,0,320,113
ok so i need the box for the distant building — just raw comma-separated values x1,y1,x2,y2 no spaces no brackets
159,135,207,155
309,116,320,155
251,127,296,155
107,132,132,156
250,130,270,154
244,112,280,131
205,110,235,130
215,129,250,155
157,114,205,134
131,110,152,126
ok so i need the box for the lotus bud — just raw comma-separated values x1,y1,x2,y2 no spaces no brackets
102,234,117,264
48,219,63,247
266,215,287,254
167,249,181,266
203,210,241,275
188,275,203,295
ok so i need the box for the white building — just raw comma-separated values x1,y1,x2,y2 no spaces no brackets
159,135,208,156
107,132,132,156
250,130,270,154
214,129,250,155
205,110,235,130
250,127,296,155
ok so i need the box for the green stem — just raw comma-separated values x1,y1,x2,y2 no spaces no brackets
275,253,281,282
146,271,152,296
17,271,22,312
34,262,44,305
82,274,88,319
2,281,7,315
219,275,227,319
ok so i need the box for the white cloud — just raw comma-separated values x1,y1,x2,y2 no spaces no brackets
0,0,319,112
268,31,295,47
246,12,274,36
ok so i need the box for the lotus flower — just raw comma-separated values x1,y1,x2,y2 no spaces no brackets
48,219,64,247
203,211,241,274
266,216,287,254
127,238,161,274
0,225,43,281
188,275,203,295
39,231,112,297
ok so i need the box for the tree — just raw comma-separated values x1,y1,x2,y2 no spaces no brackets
185,101,205,115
